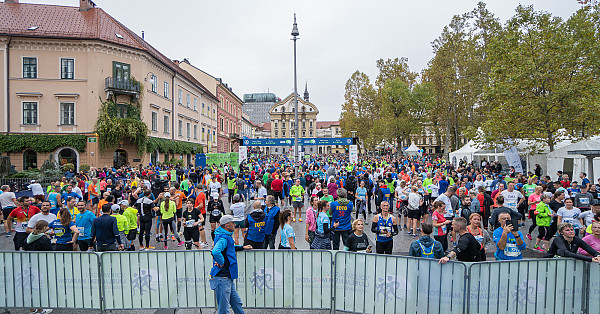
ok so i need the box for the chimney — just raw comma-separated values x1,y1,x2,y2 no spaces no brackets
79,0,95,11
5,0,20,3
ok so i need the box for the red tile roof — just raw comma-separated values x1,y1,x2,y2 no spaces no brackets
316,121,339,129
260,122,271,131
0,2,218,101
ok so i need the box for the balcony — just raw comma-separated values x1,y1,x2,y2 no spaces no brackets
105,77,141,98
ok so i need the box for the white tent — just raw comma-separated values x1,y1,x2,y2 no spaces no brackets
404,143,422,157
546,137,600,183
449,140,478,167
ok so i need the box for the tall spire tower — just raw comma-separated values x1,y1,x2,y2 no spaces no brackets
303,81,309,102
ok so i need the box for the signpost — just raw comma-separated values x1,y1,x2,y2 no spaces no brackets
239,146,247,163
349,145,358,163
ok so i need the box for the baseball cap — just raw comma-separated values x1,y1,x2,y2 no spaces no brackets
211,192,219,199
111,204,120,213
220,215,234,225
164,192,171,198
118,200,129,207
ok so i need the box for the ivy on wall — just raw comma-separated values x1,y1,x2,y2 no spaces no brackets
146,137,204,155
0,134,87,152
94,98,149,155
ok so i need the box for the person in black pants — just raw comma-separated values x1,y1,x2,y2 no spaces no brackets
137,190,156,250
90,203,123,252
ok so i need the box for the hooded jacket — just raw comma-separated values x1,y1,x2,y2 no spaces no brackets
245,209,268,243
25,233,52,251
408,236,445,259
211,226,243,279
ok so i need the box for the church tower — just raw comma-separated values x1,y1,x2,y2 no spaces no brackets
303,82,309,102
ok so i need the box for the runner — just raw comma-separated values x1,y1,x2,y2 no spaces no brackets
278,209,296,249
49,208,79,251
230,194,247,245
311,200,338,250
371,201,398,254
74,201,95,251
330,188,353,250
344,219,372,252
182,199,203,250
6,196,40,250
243,200,267,249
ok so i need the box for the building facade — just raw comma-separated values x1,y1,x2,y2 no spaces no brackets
242,93,278,125
0,0,217,171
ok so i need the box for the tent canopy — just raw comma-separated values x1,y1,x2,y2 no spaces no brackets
404,143,422,157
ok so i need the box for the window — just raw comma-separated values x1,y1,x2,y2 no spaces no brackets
282,130,286,137
151,112,158,131
178,120,183,136
61,58,74,79
207,105,210,116
194,125,197,139
164,115,170,134
186,94,190,108
164,81,169,98
220,118,224,131
275,131,278,137
23,102,38,124
202,128,206,141
274,122,278,128
60,102,75,125
202,103,205,114
150,74,157,93
112,62,130,81
178,89,182,104
194,98,197,111
302,131,306,137
23,57,37,78
213,130,216,142
23,150,37,170
302,122,305,128
186,122,191,138
116,104,128,118
213,109,216,118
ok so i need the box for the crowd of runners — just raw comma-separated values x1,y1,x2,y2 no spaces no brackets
1,154,600,265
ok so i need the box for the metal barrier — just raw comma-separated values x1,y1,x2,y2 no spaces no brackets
100,250,215,310
0,250,597,313
237,250,332,310
334,251,466,314
0,252,100,310
466,259,587,314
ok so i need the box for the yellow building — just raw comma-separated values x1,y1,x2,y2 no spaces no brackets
0,0,218,171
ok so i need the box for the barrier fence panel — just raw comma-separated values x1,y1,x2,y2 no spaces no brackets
334,252,466,314
467,259,587,314
236,250,333,310
100,251,216,310
0,252,100,310
588,263,600,313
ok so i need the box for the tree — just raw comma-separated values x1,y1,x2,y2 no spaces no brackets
378,79,434,156
424,3,500,154
476,5,600,151
339,71,380,152
375,57,418,89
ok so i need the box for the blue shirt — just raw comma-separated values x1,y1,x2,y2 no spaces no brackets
316,212,330,234
493,227,526,260
356,187,367,201
75,210,96,240
280,224,295,248
90,214,121,247
49,220,75,244
438,180,449,194
61,192,81,204
331,200,353,231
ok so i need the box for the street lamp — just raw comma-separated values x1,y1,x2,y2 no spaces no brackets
291,14,300,176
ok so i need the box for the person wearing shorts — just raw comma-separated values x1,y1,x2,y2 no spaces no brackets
182,199,203,250
207,194,224,241
230,194,247,245
289,179,305,222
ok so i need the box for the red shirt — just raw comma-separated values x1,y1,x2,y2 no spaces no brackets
271,179,283,192
561,180,571,188
10,206,40,232
194,192,207,214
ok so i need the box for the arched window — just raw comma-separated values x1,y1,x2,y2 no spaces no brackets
302,106,306,112
23,149,37,170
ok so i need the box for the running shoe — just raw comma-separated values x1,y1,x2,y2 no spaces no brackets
139,246,145,251
407,231,413,235
416,228,420,232
526,234,532,240
411,233,417,237
146,246,155,250
5,231,11,237
299,218,303,222
200,243,208,248
178,241,184,247
293,218,296,222
404,225,407,229
171,235,176,241
534,246,545,252
41,309,53,314
164,245,168,250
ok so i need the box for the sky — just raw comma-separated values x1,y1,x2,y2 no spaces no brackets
26,0,581,122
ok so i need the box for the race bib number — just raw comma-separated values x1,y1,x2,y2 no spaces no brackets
506,202,517,209
185,220,195,227
579,198,590,205
212,210,221,216
504,242,520,257
77,227,85,235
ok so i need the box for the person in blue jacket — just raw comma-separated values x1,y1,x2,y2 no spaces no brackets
210,215,252,314
331,188,354,250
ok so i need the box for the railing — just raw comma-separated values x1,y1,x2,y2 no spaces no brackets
0,250,596,313
104,77,141,95
0,177,61,191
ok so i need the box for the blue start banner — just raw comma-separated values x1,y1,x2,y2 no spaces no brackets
242,137,354,146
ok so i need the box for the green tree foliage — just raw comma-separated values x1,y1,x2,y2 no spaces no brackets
425,2,500,152
146,137,203,155
476,5,600,151
339,71,379,151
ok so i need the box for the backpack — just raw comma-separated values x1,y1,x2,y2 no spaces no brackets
417,239,435,258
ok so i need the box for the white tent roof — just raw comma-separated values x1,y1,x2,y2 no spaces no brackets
405,143,420,152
